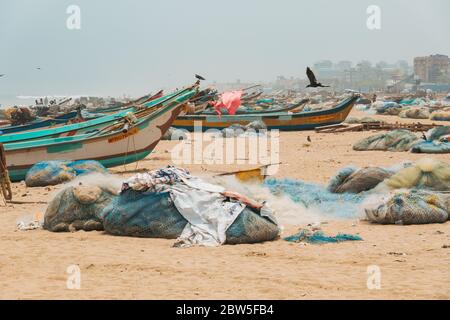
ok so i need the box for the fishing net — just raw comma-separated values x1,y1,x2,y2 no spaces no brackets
284,229,362,244
430,111,450,121
25,160,108,187
365,190,449,225
327,166,393,194
245,120,267,131
383,158,450,191
426,126,450,141
411,141,450,154
44,185,116,232
100,189,279,244
353,129,420,152
399,108,430,119
264,178,364,219
161,127,188,140
222,124,247,137
376,102,402,115
9,107,35,125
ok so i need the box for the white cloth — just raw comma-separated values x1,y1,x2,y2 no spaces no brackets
122,166,247,247
170,181,245,247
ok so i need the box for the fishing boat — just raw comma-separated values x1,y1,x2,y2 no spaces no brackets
4,84,199,182
0,90,185,144
198,99,309,115
173,94,359,131
0,111,79,135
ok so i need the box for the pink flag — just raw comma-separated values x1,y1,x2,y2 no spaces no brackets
213,90,243,115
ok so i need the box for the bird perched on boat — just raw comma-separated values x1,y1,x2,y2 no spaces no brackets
306,67,330,88
195,74,205,81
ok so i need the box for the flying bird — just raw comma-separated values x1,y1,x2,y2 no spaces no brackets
36,67,41,70
0,74,5,77
306,67,329,88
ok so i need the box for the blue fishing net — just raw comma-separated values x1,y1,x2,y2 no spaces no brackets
430,112,450,121
353,129,420,152
327,166,393,194
100,189,279,244
427,126,450,141
25,160,108,187
44,185,115,232
411,141,450,154
284,229,362,244
264,178,364,218
100,190,187,238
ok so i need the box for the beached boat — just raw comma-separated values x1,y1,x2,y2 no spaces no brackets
4,85,199,182
198,99,309,115
173,94,359,131
0,111,79,135
0,90,186,144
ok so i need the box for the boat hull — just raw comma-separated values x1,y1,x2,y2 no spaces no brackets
0,112,78,135
173,96,358,131
5,102,185,182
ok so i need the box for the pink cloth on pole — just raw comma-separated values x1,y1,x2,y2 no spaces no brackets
213,90,243,115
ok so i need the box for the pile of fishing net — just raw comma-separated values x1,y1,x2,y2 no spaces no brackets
25,160,108,187
161,127,188,140
411,126,450,154
345,117,381,124
327,166,394,194
411,140,450,154
381,158,450,191
426,126,450,141
43,166,280,246
365,190,449,225
430,111,450,121
375,102,402,115
399,98,426,106
399,107,430,119
353,129,420,152
99,189,279,245
44,184,117,232
221,121,267,137
8,107,36,125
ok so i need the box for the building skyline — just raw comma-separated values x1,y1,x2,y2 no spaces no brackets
414,54,450,83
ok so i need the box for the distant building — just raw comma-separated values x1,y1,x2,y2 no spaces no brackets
335,60,352,71
414,54,450,82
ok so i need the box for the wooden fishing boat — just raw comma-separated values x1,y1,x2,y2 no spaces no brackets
0,111,79,135
198,99,309,115
173,94,359,131
4,85,199,182
0,90,185,144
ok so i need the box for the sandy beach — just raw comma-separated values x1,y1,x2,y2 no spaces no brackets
1,109,449,300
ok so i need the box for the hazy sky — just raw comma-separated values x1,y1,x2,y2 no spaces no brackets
0,0,449,104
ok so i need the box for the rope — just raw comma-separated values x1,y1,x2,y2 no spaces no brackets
0,143,12,203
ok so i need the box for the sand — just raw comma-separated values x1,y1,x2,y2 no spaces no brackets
1,109,449,299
